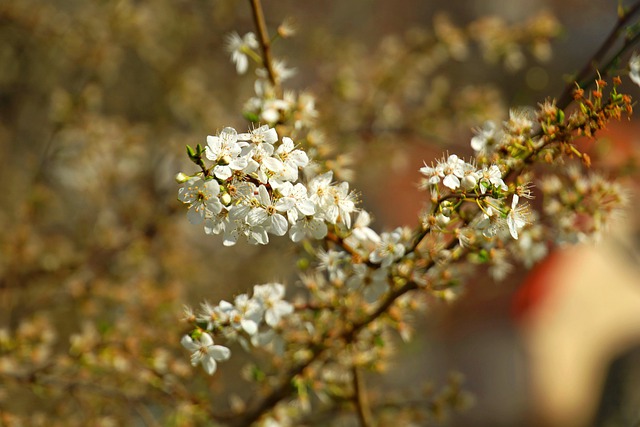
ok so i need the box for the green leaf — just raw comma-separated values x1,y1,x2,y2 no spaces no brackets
243,111,260,123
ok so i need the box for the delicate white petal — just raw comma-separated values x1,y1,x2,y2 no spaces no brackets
202,357,217,375
200,333,214,346
209,345,231,361
269,214,288,236
181,335,198,352
443,174,460,190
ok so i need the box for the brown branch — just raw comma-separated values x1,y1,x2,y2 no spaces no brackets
353,366,373,427
557,0,640,108
249,0,279,92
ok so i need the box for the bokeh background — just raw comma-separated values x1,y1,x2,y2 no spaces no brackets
1,0,639,425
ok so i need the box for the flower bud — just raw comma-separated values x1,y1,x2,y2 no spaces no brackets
175,172,190,183
436,213,450,227
461,174,478,191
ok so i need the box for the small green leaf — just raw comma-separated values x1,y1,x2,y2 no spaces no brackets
243,112,260,123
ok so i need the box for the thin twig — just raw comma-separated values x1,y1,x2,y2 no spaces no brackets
249,0,280,92
353,367,374,427
557,0,640,107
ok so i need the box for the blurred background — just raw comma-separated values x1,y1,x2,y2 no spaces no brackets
1,0,639,425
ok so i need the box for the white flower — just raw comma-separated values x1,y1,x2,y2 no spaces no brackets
198,300,233,330
238,125,278,145
277,182,315,223
478,165,508,194
460,162,480,191
630,52,640,87
289,215,328,242
178,177,223,224
205,127,248,180
181,333,231,375
471,120,501,154
308,171,334,208
253,283,293,327
271,137,309,187
225,32,258,75
346,264,390,304
256,59,297,82
369,228,406,268
317,249,349,282
346,210,381,250
247,185,294,236
232,294,263,336
438,155,465,190
419,163,442,186
324,182,356,228
507,194,529,240
505,108,534,136
250,329,285,356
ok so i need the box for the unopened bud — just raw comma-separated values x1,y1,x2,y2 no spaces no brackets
221,192,232,205
175,172,190,183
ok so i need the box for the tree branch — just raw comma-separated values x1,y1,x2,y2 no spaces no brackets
249,0,280,91
353,366,374,427
557,0,640,107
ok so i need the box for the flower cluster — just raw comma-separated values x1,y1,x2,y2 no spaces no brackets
420,154,509,195
182,282,295,374
178,125,357,245
244,84,318,129
540,166,627,244
419,153,530,241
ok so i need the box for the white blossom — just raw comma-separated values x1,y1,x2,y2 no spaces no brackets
471,120,502,154
369,228,406,268
478,165,508,194
438,154,466,190
507,195,529,240
205,127,248,181
346,264,390,304
181,333,231,375
252,283,294,327
225,32,258,74
178,177,222,225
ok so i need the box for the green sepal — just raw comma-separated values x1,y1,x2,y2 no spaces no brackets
186,144,196,158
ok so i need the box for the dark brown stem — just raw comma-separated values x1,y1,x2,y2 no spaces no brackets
249,0,280,92
557,0,640,108
353,367,374,427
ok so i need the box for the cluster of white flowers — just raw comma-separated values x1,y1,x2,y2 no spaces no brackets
178,125,357,245
182,282,294,374
420,153,531,240
469,109,537,160
419,154,508,194
245,83,318,129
